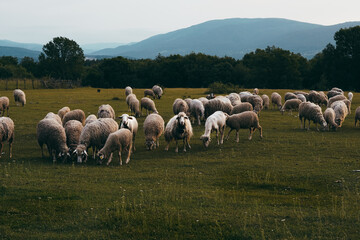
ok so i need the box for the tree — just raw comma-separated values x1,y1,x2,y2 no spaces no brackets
39,37,85,80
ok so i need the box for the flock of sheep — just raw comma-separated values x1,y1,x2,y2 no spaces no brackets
0,85,358,165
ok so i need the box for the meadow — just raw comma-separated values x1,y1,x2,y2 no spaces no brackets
0,87,360,239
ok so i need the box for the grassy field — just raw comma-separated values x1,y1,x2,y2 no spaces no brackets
0,87,360,239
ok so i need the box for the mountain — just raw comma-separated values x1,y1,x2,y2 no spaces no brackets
0,40,43,52
0,46,41,59
92,18,360,59
81,42,130,54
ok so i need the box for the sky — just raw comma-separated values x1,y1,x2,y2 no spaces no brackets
1,0,360,45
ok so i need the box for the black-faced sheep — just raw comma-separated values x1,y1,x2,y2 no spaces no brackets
0,97,10,117
330,101,349,127
225,111,263,141
298,102,327,130
125,86,132,97
0,117,14,158
271,92,282,109
230,102,253,115
144,89,156,99
62,109,86,126
261,94,270,109
164,112,193,152
173,98,189,115
64,120,84,153
141,97,158,115
280,99,302,115
58,106,70,120
200,111,227,147
143,113,165,150
152,85,163,99
323,108,338,131
13,89,26,106
189,99,205,125
97,104,115,119
119,113,138,152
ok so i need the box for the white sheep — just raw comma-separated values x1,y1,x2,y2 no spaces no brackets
200,111,227,147
58,106,70,120
144,89,156,99
327,90,343,99
327,95,347,108
308,90,328,106
0,117,14,158
173,98,189,115
296,94,307,103
164,112,193,152
253,88,259,95
126,94,141,117
355,106,360,127
141,97,158,115
230,102,253,115
204,98,233,118
198,97,209,107
284,92,298,101
0,97,10,116
85,114,97,125
152,85,164,99
97,129,133,166
189,99,205,125
242,95,263,114
323,108,338,131
45,112,62,125
239,91,252,101
298,102,327,130
348,92,353,102
143,113,165,150
225,111,263,141
64,120,84,153
227,93,241,106
280,99,302,115
119,113,138,152
271,92,282,109
13,89,26,106
261,94,270,109
62,109,86,126
294,91,309,101
330,101,349,127
97,104,115,119
125,86,132,97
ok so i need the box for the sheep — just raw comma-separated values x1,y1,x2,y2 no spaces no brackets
308,90,328,106
0,117,14,158
37,118,68,162
242,95,263,114
141,97,158,115
298,102,327,130
126,94,141,117
44,112,62,125
200,111,227,147
97,104,115,119
85,114,97,125
330,101,349,127
296,94,307,103
348,92,353,102
198,97,209,107
343,99,352,114
261,94,270,110
293,91,309,101
331,87,344,93
355,107,360,127
58,106,70,120
152,85,164,99
225,111,263,142
327,95,347,108
164,112,193,152
173,98,189,115
119,113,138,152
206,93,215,100
271,92,282,109
226,93,241,106
143,113,165,150
64,120,84,153
280,99,302,115
323,108,338,131
125,86,132,97
284,92,298,101
74,118,119,163
253,88,259,95
126,93,136,111
204,98,233,118
230,102,253,115
327,90,343,99
184,98,192,110
62,109,86,126
189,99,205,125
239,91,252,101
97,129,133,166
13,89,26,106
0,97,10,116
144,89,156,99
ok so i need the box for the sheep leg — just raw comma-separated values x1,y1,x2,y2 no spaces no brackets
236,130,239,142
106,153,114,166
220,126,225,144
175,140,179,153
126,143,132,164
248,128,253,140
307,120,310,131
165,142,170,151
156,137,160,147
9,138,13,158
225,129,233,141
197,115,201,126
183,138,187,152
216,129,220,145
186,136,191,149
0,142,2,158
40,144,44,158
258,125,263,139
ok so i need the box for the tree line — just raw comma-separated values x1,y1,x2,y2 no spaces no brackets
1,26,359,91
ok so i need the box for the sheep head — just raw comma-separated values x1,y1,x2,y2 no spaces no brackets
176,112,188,127
200,135,210,147
74,145,88,163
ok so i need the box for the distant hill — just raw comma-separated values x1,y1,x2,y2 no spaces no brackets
0,40,43,52
0,46,41,59
91,18,360,59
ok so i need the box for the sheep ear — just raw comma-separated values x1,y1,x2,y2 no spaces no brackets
84,150,88,156
116,116,123,120
72,150,77,155
128,116,134,120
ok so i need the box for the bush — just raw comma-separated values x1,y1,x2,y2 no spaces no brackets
206,82,241,94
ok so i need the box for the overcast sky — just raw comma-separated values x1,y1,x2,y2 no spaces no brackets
1,0,359,44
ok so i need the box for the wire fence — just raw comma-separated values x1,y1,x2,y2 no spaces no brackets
0,78,81,90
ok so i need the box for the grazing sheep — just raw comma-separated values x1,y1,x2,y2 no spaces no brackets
144,89,156,99
296,94,307,103
200,111,227,147
189,99,205,125
143,113,165,150
37,118,68,161
58,106,70,120
74,118,119,163
298,102,327,130
239,91,252,101
323,108,338,131
198,97,209,107
206,93,215,100
227,93,241,106
280,99,302,115
97,129,133,166
62,109,86,126
152,85,164,99
271,92,282,109
64,120,84,152
141,97,158,115
126,94,141,117
331,87,344,93
327,95,347,108
355,107,360,127
0,117,14,158
341,99,352,114
173,98,189,115
284,92,298,101
327,90,343,99
164,112,193,152
293,91,309,101
45,112,62,125
253,88,259,95
126,93,135,111
184,98,192,110
125,86,132,97
97,104,115,119
85,114,97,125
348,92,353,102
242,95,263,114
261,94,270,109
0,97,10,116
330,101,349,127
204,98,233,118
225,111,263,141
230,102,253,115
308,90,328,106
119,113,138,151
13,89,26,106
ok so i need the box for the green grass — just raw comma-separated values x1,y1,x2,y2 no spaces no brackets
1,87,360,239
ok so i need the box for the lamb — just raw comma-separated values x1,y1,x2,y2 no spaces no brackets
330,101,349,127
225,111,263,142
62,109,86,126
126,94,141,117
204,98,233,118
261,94,270,109
125,86,132,97
74,118,119,163
230,102,253,115
13,89,26,106
85,114,97,125
327,95,347,108
173,98,189,115
200,111,227,147
37,118,68,161
308,90,328,106
296,94,307,103
280,99,302,115
143,113,165,150
189,99,205,125
348,92,353,102
141,97,158,115
355,106,360,127
271,92,282,109
226,93,241,106
0,117,14,158
58,106,70,120
97,129,133,166
0,97,10,116
144,89,156,99
284,92,298,101
298,102,327,130
152,85,164,99
119,113,138,151
97,104,115,119
242,95,263,114
253,88,259,95
323,108,338,131
64,120,84,152
164,112,193,152
44,112,62,125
